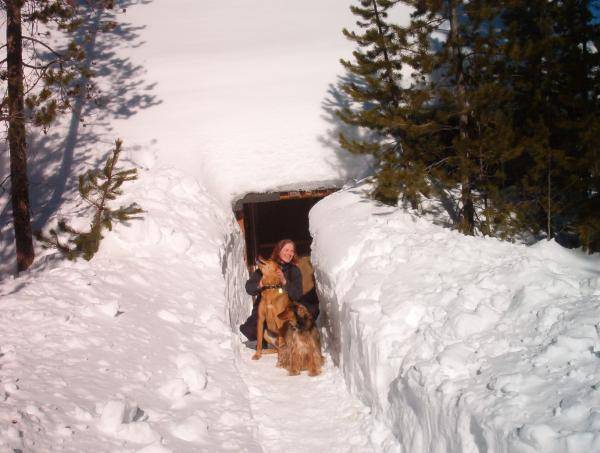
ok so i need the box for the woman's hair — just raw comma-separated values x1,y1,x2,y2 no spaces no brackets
270,239,298,264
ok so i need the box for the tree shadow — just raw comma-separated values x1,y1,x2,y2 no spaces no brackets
317,72,463,230
317,72,377,184
0,0,161,278
419,180,460,228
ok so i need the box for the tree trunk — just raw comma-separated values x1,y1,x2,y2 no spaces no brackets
546,148,552,240
371,0,399,106
7,0,34,272
450,0,475,235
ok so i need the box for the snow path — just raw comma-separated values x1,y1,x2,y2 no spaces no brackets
234,344,378,453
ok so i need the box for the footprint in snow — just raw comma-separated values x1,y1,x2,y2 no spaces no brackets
159,378,189,401
166,229,191,254
98,400,158,444
80,301,122,318
175,353,208,392
217,411,242,428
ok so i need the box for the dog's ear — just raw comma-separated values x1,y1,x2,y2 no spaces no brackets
296,305,314,327
256,257,269,273
291,304,307,331
278,309,292,321
296,304,310,319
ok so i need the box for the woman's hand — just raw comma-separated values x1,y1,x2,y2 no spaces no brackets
258,277,264,288
276,269,286,285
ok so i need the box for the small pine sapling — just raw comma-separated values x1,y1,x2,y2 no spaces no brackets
37,139,143,260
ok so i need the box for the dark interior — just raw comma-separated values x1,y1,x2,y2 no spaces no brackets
235,189,337,265
242,197,321,264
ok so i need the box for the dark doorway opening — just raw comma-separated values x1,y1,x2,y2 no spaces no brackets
234,189,337,266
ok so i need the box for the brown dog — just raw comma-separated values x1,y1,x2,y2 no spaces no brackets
277,303,324,376
252,259,291,361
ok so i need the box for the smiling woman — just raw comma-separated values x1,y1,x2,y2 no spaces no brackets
234,189,334,344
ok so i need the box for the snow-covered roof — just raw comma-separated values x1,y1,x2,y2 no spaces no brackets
109,0,372,206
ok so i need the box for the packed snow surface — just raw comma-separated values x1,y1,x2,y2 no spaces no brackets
1,0,599,452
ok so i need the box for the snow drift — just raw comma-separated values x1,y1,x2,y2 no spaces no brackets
0,167,264,452
310,185,600,453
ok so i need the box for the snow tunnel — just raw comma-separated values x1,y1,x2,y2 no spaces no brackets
232,188,338,305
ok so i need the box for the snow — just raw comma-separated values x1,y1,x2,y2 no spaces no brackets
107,0,373,206
1,0,599,452
0,169,387,452
310,185,600,453
234,345,385,453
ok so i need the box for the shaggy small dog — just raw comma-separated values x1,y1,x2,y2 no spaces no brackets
277,303,323,376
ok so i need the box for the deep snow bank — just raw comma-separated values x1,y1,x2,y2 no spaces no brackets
0,166,263,452
310,185,600,453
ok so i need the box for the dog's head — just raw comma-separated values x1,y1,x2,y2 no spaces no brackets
278,303,313,331
257,258,281,286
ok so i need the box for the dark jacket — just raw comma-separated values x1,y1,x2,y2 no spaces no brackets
244,261,303,302
240,261,303,342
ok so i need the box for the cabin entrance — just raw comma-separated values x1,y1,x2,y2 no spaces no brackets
234,189,337,266
233,188,337,318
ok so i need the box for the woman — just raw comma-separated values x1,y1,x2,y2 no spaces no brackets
239,239,303,343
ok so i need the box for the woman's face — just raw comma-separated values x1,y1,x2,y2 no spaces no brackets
279,243,295,263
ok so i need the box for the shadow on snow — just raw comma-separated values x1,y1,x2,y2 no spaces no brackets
0,0,161,278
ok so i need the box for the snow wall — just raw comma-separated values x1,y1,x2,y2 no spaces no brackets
308,186,600,453
221,225,253,339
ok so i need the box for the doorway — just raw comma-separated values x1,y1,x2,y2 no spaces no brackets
233,188,337,325
234,189,337,266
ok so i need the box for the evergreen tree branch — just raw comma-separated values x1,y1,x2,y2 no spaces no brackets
36,139,143,261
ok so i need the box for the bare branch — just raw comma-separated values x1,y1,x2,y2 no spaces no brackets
23,59,59,71
426,157,451,172
22,35,63,58
23,68,47,96
0,174,9,195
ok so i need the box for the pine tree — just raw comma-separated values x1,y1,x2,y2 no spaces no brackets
339,0,599,250
389,0,509,234
338,0,517,233
337,0,418,206
498,0,600,249
1,0,114,271
36,139,143,261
